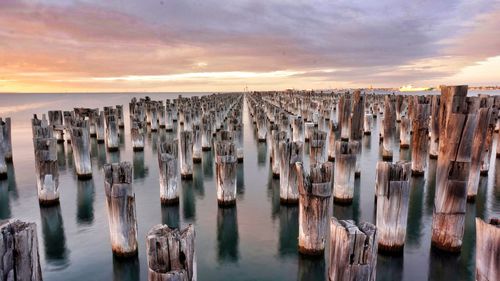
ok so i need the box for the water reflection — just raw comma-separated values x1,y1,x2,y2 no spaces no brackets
106,149,120,164
182,179,196,222
6,164,18,199
132,151,149,180
278,205,298,257
237,162,245,197
66,145,74,169
57,143,66,170
297,254,325,281
193,163,204,197
96,143,107,169
76,179,95,225
332,178,360,222
40,205,69,270
377,254,403,281
202,150,214,179
362,135,371,150
257,142,267,166
475,177,488,218
406,176,425,246
161,204,180,229
217,206,239,263
119,128,125,147
424,158,437,215
267,169,280,220
0,179,10,219
112,255,140,281
399,146,411,161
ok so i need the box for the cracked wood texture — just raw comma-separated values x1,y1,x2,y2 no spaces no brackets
329,218,377,281
0,219,43,281
279,139,303,204
309,128,327,166
334,140,359,204
146,224,196,281
215,141,237,206
411,97,430,175
432,85,478,252
296,161,333,255
375,161,411,252
69,119,92,179
0,117,12,162
382,95,395,160
104,162,138,257
475,218,499,281
179,131,193,179
158,140,179,204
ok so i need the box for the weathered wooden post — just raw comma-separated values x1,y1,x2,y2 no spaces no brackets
475,218,499,281
279,139,303,204
0,117,13,162
333,141,359,204
116,105,125,128
399,116,410,148
96,111,105,143
432,85,476,252
201,116,212,151
411,98,430,176
338,95,351,141
329,218,377,281
146,224,196,281
480,106,496,175
296,161,333,255
327,121,339,161
395,95,404,123
304,122,315,142
429,95,440,158
105,113,119,152
192,124,202,163
467,100,492,201
158,140,179,205
309,129,327,166
271,130,287,178
215,141,237,206
257,112,267,142
0,219,43,281
69,120,92,179
48,110,65,143
32,116,60,205
364,113,373,135
375,161,411,253
131,118,145,152
382,95,395,160
104,162,138,257
0,142,6,179
292,116,304,143
179,131,194,179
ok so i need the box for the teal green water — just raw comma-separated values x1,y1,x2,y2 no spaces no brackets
0,92,498,281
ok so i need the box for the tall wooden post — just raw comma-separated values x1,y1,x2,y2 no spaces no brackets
215,141,237,206
0,117,13,162
364,113,373,135
309,129,327,166
192,124,202,163
279,139,303,204
0,220,43,281
339,95,351,141
105,113,119,152
32,115,60,205
333,141,359,204
292,116,304,143
104,162,138,257
399,117,410,148
327,121,339,161
411,98,430,176
158,140,179,204
271,130,287,178
69,120,92,179
48,110,65,143
480,105,496,175
296,161,333,255
475,218,499,281
375,161,411,252
429,95,440,158
382,95,395,160
96,111,105,143
329,218,377,281
131,118,145,152
432,85,477,252
179,131,194,179
467,100,492,201
146,224,196,281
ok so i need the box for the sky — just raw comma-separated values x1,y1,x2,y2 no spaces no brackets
0,0,499,92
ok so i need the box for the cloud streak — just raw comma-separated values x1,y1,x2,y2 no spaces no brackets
0,0,499,92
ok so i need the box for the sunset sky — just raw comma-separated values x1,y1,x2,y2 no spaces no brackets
1,0,499,92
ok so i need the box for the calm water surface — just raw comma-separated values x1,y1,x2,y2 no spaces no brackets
0,91,499,281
